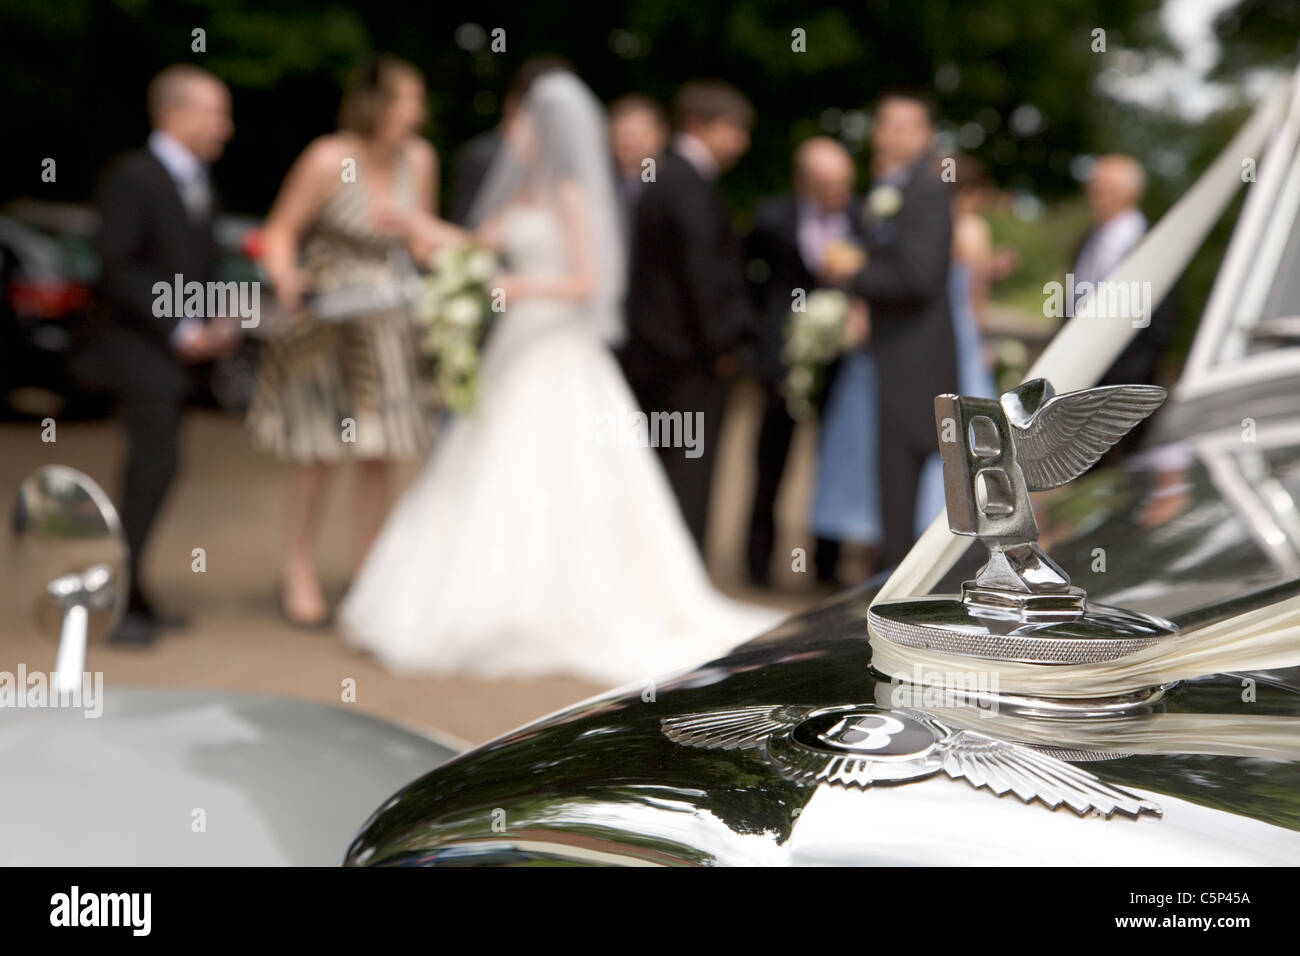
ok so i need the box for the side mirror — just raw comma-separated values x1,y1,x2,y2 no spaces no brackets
10,465,127,691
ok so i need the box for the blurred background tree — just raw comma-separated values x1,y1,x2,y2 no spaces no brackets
1,0,1291,361
1,0,1177,209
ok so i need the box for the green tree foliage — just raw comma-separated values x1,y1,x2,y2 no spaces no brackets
1,0,1176,210
0,0,1282,354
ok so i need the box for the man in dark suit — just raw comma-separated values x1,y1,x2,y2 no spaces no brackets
608,94,669,243
623,80,757,552
824,92,958,567
76,64,237,644
743,137,866,586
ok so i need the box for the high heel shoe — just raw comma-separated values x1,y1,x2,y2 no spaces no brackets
276,578,333,630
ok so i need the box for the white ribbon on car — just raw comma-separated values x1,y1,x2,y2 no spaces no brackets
868,75,1300,694
872,591,1300,697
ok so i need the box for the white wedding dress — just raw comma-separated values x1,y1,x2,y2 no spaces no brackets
339,204,783,687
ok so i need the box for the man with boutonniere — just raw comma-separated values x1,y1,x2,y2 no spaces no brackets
821,90,958,568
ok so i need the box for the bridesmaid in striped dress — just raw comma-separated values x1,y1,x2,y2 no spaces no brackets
249,55,439,627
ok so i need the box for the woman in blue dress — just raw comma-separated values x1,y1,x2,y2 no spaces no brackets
948,158,998,399
810,341,883,567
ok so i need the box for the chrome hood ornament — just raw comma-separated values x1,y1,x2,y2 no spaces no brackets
661,704,1161,819
870,380,1178,664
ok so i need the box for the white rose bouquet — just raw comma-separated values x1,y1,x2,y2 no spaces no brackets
417,243,499,413
782,288,852,420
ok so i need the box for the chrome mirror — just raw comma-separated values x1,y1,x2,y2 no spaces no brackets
11,465,127,691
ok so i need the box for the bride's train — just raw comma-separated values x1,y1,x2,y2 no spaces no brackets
340,207,782,686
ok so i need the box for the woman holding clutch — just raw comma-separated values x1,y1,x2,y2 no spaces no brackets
248,54,438,627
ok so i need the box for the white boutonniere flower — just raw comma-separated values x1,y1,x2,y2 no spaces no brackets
867,184,904,219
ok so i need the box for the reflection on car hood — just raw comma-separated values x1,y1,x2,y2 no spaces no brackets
345,383,1300,866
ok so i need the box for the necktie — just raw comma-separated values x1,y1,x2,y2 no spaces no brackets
814,213,834,267
181,171,210,222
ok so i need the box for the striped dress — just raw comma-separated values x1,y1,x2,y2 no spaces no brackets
247,140,434,464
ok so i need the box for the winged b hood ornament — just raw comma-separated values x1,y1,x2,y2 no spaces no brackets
999,379,1166,490
870,379,1178,664
658,381,1177,822
661,704,1161,819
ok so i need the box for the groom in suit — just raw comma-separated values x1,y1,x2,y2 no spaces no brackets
823,92,958,568
75,64,238,644
624,80,757,551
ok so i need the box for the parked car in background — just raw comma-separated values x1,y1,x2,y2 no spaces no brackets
0,200,269,419
0,209,100,420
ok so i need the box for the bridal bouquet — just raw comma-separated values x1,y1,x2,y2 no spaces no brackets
417,243,499,412
782,288,852,420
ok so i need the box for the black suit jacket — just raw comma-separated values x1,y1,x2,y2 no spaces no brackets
446,130,502,226
76,148,219,398
849,157,957,450
623,149,755,386
744,193,867,385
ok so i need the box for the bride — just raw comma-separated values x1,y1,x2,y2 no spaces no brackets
339,72,782,686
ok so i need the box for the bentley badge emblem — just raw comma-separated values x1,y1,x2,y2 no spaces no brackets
869,379,1179,664
661,704,1161,819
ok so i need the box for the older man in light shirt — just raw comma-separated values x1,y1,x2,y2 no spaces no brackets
1074,155,1148,293
1075,154,1178,450
743,138,864,587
